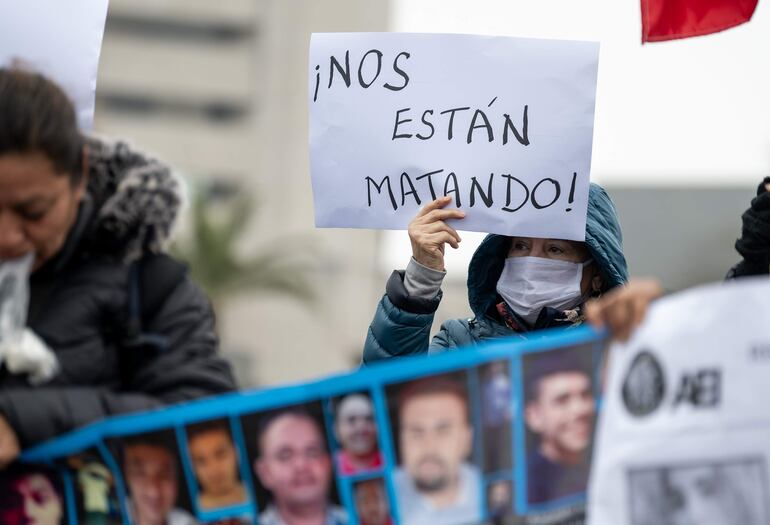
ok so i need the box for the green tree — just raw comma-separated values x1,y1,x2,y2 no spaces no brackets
173,187,317,313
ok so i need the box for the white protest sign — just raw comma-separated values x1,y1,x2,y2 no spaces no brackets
309,33,599,241
0,0,109,130
588,278,770,525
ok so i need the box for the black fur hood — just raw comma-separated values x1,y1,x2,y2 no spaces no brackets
82,136,183,262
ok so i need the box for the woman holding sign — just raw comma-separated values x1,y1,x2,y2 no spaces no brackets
0,69,236,468
363,183,628,361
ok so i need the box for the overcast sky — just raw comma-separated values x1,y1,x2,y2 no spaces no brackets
391,0,770,187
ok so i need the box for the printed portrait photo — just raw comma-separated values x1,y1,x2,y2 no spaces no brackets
628,457,770,525
523,344,597,505
479,361,513,473
184,418,248,511
240,402,348,525
486,479,514,522
386,371,482,525
331,392,384,476
67,448,122,525
0,464,67,525
110,429,195,525
353,477,394,525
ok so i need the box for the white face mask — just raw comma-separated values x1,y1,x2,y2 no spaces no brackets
495,256,592,327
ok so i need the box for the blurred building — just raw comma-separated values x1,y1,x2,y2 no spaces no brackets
95,0,390,387
602,186,752,288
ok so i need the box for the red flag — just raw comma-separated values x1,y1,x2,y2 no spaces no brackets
642,0,759,42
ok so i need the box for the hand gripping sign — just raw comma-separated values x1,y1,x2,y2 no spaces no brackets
309,33,599,241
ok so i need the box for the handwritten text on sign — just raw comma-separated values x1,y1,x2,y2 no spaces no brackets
309,33,599,241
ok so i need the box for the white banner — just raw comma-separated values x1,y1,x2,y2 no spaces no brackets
309,32,599,241
0,0,110,130
589,278,770,525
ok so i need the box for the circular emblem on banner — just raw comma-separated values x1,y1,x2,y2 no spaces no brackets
622,350,665,417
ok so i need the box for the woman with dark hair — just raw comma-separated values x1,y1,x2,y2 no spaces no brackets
0,68,236,467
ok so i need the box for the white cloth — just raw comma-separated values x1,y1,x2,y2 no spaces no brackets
2,329,59,384
0,254,59,384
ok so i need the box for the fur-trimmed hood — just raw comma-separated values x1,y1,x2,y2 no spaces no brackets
82,136,183,262
466,183,629,319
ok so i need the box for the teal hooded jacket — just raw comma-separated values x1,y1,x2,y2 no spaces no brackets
363,183,629,364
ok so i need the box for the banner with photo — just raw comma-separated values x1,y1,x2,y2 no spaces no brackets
589,278,770,525
7,326,607,525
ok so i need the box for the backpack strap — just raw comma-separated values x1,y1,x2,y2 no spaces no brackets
121,254,188,386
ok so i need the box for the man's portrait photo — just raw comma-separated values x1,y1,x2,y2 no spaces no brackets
353,478,393,525
115,430,196,525
185,419,248,510
241,404,348,525
387,373,481,525
523,347,596,505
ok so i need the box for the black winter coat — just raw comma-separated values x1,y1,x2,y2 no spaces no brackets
0,138,236,447
727,176,770,279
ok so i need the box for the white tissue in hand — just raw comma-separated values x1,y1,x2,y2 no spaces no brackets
0,254,32,347
0,253,58,383
3,329,59,384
